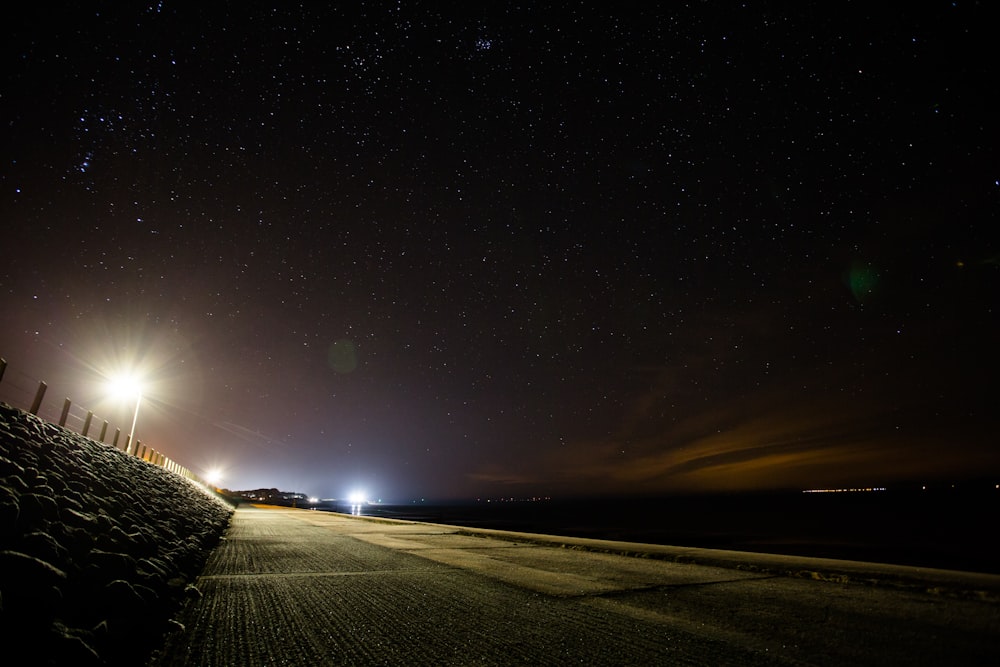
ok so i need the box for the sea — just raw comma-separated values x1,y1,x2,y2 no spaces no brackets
317,485,1000,575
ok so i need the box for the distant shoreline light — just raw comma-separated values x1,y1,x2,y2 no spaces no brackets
480,496,552,503
802,487,887,493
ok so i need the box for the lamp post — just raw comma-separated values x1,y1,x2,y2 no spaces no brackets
108,374,143,455
126,391,142,455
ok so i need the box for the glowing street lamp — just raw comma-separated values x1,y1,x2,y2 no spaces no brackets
107,374,143,455
205,468,223,488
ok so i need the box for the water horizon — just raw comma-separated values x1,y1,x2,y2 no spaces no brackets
309,485,1000,575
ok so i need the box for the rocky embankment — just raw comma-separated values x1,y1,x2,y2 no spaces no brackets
0,402,233,666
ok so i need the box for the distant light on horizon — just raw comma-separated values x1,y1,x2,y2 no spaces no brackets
803,487,887,493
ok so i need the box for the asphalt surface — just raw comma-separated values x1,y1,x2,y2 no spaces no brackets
149,505,1000,666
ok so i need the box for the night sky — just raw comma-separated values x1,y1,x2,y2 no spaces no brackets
2,2,998,501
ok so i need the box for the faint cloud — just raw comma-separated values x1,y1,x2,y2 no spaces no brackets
467,466,540,487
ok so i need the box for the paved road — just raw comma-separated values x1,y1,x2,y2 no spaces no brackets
150,505,1000,666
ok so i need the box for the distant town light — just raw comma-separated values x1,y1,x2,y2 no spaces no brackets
802,487,886,493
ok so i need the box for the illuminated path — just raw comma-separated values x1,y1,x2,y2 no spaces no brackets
151,505,1000,666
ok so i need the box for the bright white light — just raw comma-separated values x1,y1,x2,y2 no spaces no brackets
106,373,142,400
104,372,144,453
347,490,367,504
205,468,223,486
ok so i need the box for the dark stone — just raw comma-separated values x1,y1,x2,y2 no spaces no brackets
0,486,19,539
3,473,29,494
62,525,96,558
17,492,60,526
0,454,25,477
18,531,66,565
0,402,234,666
61,507,98,530
86,549,137,582
103,579,149,613
0,550,67,615
49,624,102,667
0,549,67,584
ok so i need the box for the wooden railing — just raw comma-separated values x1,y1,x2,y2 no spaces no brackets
0,356,202,482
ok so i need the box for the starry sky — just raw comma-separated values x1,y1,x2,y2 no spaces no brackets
2,2,998,501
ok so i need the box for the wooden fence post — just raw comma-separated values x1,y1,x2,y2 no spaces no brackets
29,381,47,415
0,358,193,480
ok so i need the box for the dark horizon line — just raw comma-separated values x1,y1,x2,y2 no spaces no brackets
223,476,1000,506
